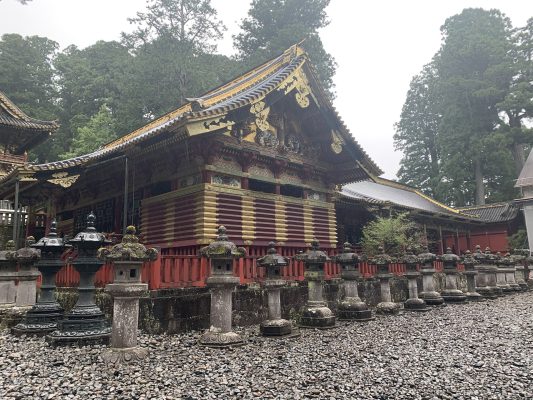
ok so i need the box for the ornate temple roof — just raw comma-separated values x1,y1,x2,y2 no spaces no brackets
458,202,520,223
341,177,478,222
0,90,59,153
0,44,381,185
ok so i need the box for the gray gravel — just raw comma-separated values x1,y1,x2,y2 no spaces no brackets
1,292,533,400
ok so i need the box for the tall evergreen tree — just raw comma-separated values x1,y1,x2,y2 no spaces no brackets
436,9,514,205
233,0,336,94
394,64,441,198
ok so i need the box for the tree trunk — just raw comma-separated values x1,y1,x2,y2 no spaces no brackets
474,158,485,205
512,142,526,176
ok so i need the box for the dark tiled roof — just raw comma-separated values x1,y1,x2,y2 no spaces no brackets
0,91,59,132
341,178,474,219
458,202,520,223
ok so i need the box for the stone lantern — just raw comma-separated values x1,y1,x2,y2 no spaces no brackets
485,248,503,297
511,249,528,291
14,236,41,308
494,252,512,294
0,240,17,313
334,242,373,321
402,248,428,311
501,253,521,292
439,247,466,303
99,225,157,364
373,247,400,314
461,250,483,302
12,220,71,336
199,226,246,347
256,241,294,336
417,246,444,306
473,246,497,299
296,238,336,328
46,212,112,346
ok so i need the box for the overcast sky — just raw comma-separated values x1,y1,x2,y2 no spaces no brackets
2,0,533,178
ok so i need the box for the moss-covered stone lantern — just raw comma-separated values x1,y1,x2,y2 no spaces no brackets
511,249,528,291
257,242,294,336
334,242,373,321
501,253,520,292
199,226,246,347
402,248,428,311
373,247,400,314
417,246,444,306
46,212,112,346
494,252,512,295
0,240,17,314
14,236,40,308
484,247,502,297
439,247,466,303
99,225,157,364
12,220,71,336
295,238,336,328
462,250,483,302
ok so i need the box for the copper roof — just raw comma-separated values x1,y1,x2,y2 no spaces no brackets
0,44,381,185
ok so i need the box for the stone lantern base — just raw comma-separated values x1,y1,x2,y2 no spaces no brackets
260,318,293,336
337,298,374,321
11,303,64,336
419,291,445,306
101,347,149,365
465,291,484,302
376,301,400,315
404,298,429,312
441,289,467,303
476,286,498,300
299,303,336,329
46,307,111,347
199,328,245,347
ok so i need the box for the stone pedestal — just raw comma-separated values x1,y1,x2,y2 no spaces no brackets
376,274,400,314
440,248,466,303
418,249,444,306
100,228,157,364
260,281,293,336
501,255,520,292
199,226,245,347
495,253,513,295
474,247,499,299
334,242,373,321
298,239,336,328
46,213,111,347
462,250,483,302
0,241,17,320
404,272,429,311
515,265,529,291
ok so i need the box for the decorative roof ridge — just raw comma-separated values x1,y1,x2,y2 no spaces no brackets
104,44,305,151
457,201,515,211
0,90,59,129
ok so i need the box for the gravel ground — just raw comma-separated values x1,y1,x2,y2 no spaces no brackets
1,292,533,400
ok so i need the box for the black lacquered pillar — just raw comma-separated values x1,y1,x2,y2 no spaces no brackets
46,213,112,346
12,220,71,336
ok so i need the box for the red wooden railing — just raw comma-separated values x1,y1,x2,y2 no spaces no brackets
51,254,467,290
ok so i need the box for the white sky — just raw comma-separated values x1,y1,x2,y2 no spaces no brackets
1,0,533,178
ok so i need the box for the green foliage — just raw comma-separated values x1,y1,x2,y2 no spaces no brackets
59,104,116,159
396,9,533,206
508,228,529,250
233,0,336,95
360,213,423,257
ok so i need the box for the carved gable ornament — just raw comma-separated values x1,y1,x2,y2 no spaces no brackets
47,172,79,188
278,68,316,109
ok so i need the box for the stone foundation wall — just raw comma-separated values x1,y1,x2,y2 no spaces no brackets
51,272,463,334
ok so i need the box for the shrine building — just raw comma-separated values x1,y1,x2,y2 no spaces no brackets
0,45,523,256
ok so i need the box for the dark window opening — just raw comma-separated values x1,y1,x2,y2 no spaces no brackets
151,180,172,196
280,184,303,198
226,263,231,271
249,179,276,194
130,269,136,278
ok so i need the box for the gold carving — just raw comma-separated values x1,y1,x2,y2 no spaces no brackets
250,101,271,131
278,68,313,109
47,173,79,188
331,130,343,154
